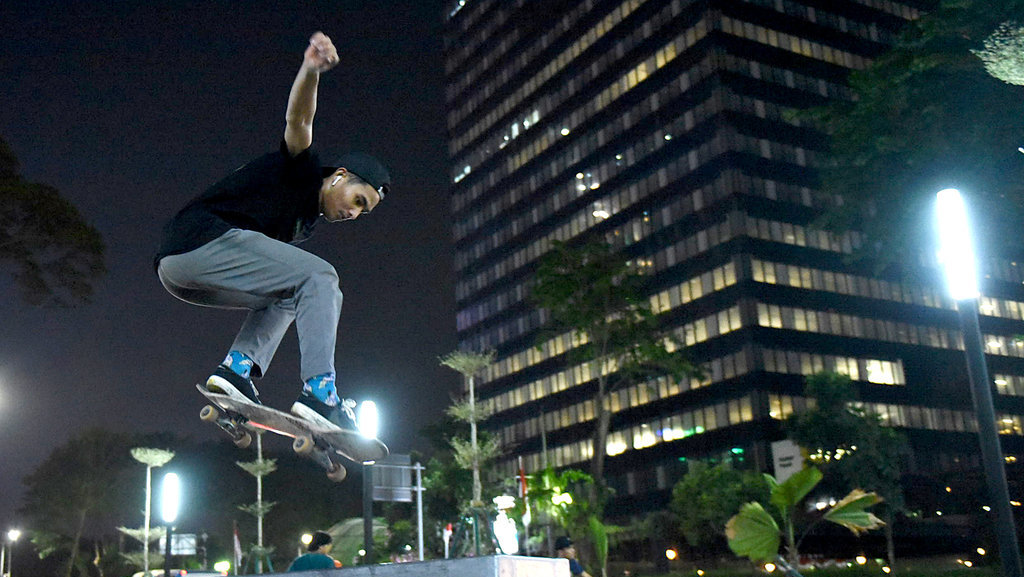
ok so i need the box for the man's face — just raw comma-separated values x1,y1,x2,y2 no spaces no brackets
320,169,381,222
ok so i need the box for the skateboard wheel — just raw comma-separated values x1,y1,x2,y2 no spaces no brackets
200,405,221,422
327,463,347,482
234,431,253,449
293,435,314,455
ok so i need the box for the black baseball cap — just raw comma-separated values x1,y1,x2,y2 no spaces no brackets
322,152,391,200
555,536,573,550
308,530,332,552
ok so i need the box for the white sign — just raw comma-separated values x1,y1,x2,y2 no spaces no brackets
771,439,803,483
158,533,197,555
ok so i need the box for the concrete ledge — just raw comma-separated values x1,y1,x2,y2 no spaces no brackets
283,555,569,577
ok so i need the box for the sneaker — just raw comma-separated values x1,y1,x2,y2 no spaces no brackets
206,365,262,405
291,391,359,432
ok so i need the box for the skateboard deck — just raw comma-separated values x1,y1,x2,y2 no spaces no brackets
196,385,389,482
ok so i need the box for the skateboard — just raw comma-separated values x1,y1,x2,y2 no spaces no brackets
197,384,389,482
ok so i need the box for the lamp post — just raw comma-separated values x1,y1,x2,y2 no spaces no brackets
4,529,21,577
935,188,1023,577
161,472,181,577
359,401,379,564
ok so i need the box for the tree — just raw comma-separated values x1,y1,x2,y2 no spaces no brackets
670,462,771,557
786,371,908,567
439,350,497,509
531,239,699,501
973,21,1024,86
528,466,610,575
0,136,105,306
801,0,1024,265
726,467,885,573
20,428,135,577
419,412,475,555
119,447,175,575
236,434,276,573
440,349,501,556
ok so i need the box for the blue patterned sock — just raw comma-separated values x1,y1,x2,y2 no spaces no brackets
303,373,340,406
223,351,255,379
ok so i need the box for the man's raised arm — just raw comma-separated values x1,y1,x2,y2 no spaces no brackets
284,32,339,156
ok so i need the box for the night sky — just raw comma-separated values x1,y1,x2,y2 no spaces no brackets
0,1,457,524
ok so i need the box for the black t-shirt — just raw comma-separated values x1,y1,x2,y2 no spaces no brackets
154,142,323,268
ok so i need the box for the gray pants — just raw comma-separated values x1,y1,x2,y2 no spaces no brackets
157,228,341,381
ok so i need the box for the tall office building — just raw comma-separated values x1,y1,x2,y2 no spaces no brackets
443,0,1024,517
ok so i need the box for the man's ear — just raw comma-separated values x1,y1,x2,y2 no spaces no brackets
330,168,347,187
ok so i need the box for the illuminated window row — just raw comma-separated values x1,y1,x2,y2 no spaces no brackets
998,415,1024,437
746,217,864,255
609,396,755,455
767,394,982,438
761,348,906,385
503,393,757,473
738,0,899,45
650,256,737,316
494,375,709,450
752,259,948,309
454,53,718,248
753,260,1024,346
732,170,815,208
457,218,733,333
453,16,710,210
481,303,744,415
757,303,961,349
726,90,829,131
994,374,1024,398
720,16,869,70
847,0,921,20
467,260,740,385
732,129,815,167
724,54,854,105
759,305,1024,362
876,401,976,433
449,0,650,154
981,335,1024,358
979,297,1024,322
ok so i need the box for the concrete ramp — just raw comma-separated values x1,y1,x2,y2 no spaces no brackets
284,555,569,577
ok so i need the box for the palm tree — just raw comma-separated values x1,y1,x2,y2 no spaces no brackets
121,447,175,574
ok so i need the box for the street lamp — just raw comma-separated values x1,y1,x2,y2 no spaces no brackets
360,401,379,564
3,529,21,577
161,472,181,577
935,188,1024,577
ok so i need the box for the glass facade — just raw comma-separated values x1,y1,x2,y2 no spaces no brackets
443,0,1024,517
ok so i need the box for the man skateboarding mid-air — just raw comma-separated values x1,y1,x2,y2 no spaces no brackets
155,31,389,438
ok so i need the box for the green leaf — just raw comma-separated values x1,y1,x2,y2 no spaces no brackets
769,467,822,513
725,502,780,563
822,489,886,536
